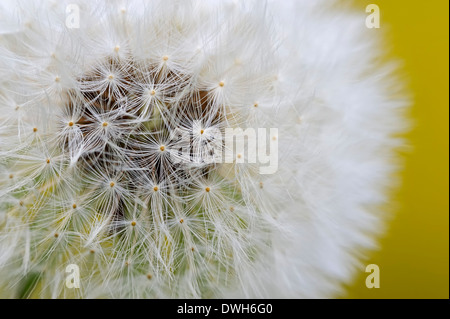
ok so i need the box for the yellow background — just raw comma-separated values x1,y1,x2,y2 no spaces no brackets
343,0,449,299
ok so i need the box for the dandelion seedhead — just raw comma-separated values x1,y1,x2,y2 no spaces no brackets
0,0,407,298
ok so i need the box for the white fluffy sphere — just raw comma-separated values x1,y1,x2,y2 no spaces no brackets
0,0,406,298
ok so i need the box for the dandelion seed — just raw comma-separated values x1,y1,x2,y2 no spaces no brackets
0,0,407,299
